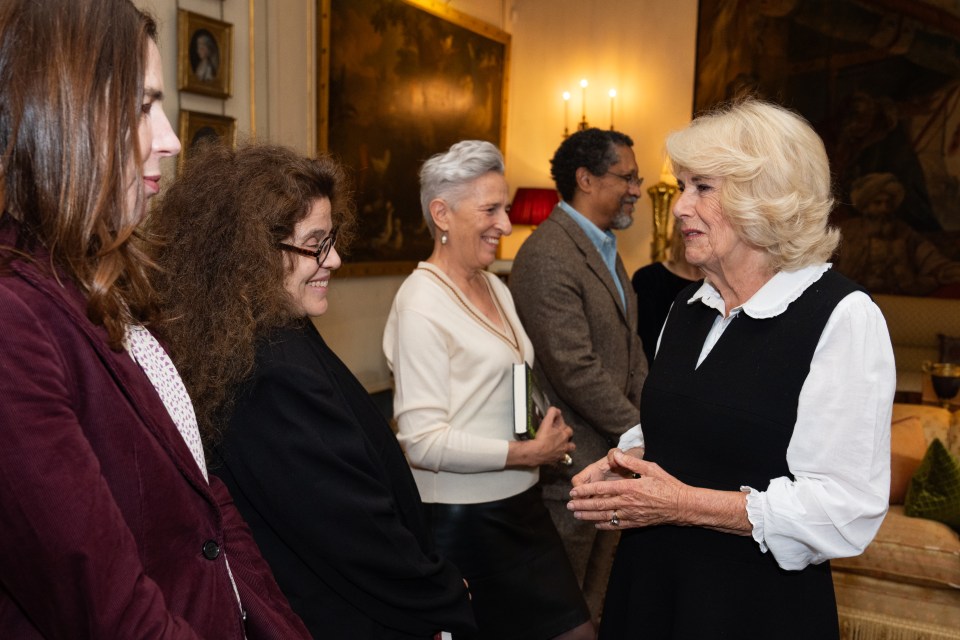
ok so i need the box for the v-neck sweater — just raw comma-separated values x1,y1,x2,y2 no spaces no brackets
384,262,537,504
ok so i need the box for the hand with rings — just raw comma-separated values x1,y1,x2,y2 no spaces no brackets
566,449,689,530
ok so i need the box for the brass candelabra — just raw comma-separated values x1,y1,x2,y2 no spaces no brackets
648,181,678,262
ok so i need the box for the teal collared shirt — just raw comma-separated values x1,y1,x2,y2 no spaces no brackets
559,200,626,309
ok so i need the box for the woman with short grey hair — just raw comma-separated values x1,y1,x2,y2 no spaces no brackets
418,139,505,237
385,140,594,640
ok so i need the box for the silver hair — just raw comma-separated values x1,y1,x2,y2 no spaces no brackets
418,140,505,237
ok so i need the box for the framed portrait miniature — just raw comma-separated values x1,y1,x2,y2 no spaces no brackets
177,9,233,98
177,110,237,172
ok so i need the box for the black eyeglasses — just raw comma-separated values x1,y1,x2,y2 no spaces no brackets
604,172,644,188
278,226,338,266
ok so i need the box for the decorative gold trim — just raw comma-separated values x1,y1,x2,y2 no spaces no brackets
336,260,416,278
315,0,511,278
248,0,256,137
316,0,332,153
305,1,316,156
317,0,511,154
176,111,238,173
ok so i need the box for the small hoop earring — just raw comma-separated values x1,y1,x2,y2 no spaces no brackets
440,232,448,245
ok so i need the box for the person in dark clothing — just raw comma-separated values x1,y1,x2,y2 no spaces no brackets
568,99,895,640
151,141,476,640
631,225,701,364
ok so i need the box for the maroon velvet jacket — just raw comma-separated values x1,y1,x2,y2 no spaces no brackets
0,220,310,639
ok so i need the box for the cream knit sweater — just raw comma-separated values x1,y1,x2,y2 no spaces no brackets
383,262,538,504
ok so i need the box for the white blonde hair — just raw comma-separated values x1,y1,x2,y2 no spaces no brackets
666,99,839,271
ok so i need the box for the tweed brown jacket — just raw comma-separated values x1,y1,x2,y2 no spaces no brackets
509,205,648,493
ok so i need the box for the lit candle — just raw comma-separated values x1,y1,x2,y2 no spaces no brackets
659,156,677,186
609,89,616,130
580,79,588,126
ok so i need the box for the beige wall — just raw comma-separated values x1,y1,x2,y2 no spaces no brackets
136,0,699,390
504,0,698,275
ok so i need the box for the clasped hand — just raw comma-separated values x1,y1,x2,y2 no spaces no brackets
533,406,575,465
506,406,575,468
567,448,689,530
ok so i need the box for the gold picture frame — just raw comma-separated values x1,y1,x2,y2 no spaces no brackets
177,9,233,98
177,110,237,173
318,0,511,277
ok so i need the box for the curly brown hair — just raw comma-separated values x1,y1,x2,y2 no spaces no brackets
150,141,355,447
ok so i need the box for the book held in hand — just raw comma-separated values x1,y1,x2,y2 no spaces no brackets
513,362,549,440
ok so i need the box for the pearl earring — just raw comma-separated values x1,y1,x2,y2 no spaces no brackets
440,232,448,245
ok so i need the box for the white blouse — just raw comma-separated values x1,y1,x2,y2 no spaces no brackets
618,264,895,570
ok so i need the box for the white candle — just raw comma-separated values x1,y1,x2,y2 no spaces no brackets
580,79,588,123
609,89,616,130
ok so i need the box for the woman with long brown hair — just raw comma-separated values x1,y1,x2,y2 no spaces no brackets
0,1,308,637
152,141,475,640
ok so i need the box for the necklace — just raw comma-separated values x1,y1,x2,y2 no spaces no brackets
417,266,522,362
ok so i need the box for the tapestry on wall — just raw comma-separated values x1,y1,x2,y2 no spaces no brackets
694,0,960,297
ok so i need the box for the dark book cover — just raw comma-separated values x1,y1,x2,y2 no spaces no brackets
513,362,548,440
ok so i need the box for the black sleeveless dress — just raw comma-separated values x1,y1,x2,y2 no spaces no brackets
600,270,860,640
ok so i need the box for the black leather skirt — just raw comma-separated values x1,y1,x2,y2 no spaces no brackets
424,484,590,640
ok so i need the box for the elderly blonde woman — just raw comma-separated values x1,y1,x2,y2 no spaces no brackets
568,100,896,639
384,140,593,640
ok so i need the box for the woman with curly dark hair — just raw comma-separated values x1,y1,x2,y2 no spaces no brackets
152,141,476,640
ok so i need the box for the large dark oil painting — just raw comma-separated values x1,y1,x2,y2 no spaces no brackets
694,0,960,297
318,0,510,276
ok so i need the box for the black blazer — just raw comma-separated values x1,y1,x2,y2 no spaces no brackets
212,321,475,640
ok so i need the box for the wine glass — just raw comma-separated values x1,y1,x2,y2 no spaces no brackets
922,361,960,409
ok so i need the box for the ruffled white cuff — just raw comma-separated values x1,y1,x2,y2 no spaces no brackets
743,485,768,553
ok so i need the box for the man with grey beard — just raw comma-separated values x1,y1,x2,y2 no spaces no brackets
509,128,648,625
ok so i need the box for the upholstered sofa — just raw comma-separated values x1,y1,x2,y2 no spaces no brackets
832,403,960,639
